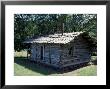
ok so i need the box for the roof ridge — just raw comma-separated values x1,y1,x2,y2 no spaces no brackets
23,31,83,44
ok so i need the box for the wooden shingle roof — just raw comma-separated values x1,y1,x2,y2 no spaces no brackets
23,32,83,44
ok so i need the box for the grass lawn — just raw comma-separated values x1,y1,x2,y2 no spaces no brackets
14,51,97,76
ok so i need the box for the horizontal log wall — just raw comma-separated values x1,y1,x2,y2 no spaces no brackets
30,43,61,67
30,35,91,68
30,43,37,61
60,36,91,67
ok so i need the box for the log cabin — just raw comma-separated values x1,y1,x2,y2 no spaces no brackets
23,31,96,69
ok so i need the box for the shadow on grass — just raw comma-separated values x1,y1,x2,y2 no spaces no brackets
14,57,94,75
14,57,58,75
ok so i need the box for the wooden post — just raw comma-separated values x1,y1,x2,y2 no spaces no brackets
27,45,28,59
49,45,51,64
59,44,63,68
43,44,45,60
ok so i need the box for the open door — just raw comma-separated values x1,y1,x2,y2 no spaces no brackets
40,46,44,60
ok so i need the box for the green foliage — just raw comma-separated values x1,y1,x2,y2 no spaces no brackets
14,14,97,51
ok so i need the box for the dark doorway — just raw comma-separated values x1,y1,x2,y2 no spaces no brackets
41,46,43,60
69,47,73,56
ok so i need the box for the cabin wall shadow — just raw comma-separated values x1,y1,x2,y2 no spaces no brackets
14,57,93,75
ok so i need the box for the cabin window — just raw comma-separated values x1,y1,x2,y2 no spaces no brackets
69,47,73,56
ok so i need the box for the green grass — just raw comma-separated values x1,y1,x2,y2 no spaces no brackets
14,57,58,76
14,51,97,76
69,65,97,76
